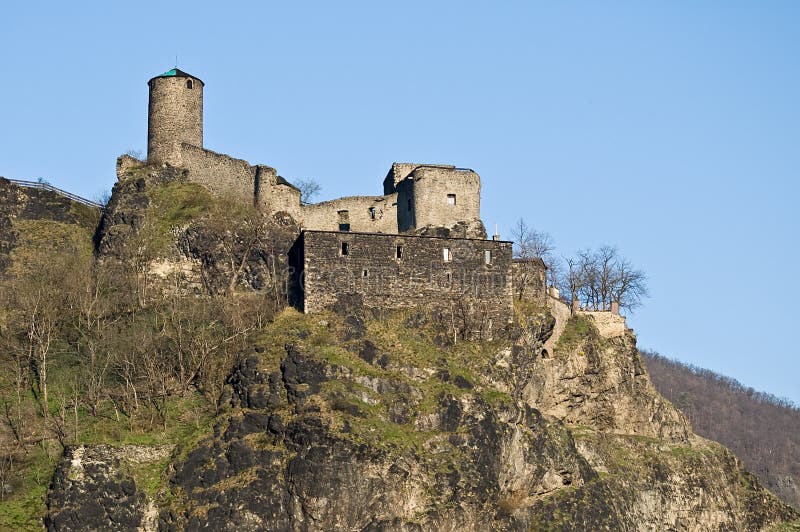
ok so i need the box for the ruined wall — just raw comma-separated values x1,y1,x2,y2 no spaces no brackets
254,165,302,220
301,194,398,233
178,144,255,203
511,258,547,305
396,166,482,236
578,311,628,339
147,76,203,165
297,230,514,330
383,162,425,194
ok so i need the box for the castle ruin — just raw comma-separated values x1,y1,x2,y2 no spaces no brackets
146,69,486,240
124,67,566,330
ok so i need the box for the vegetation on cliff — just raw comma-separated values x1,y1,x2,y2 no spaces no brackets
0,168,797,530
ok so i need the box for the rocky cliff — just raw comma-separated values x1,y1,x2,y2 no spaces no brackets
45,307,799,531
0,177,100,275
96,157,297,296
1,166,797,531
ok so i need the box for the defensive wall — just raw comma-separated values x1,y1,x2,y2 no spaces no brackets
291,230,514,331
511,258,547,305
145,68,484,238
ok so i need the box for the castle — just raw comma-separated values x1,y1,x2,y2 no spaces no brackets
145,69,485,240
141,67,532,330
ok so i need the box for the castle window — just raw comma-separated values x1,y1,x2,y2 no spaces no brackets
362,269,369,278
369,207,376,220
338,210,350,232
447,194,456,205
186,79,193,89
396,245,403,259
484,250,492,264
341,242,349,256
443,247,452,262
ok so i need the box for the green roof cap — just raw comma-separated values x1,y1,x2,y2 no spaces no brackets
148,68,204,85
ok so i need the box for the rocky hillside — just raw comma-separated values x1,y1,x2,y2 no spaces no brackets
0,177,100,275
43,307,799,531
0,163,797,530
643,350,800,510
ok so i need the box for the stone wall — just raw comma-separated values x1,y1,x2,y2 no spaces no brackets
544,295,571,355
578,310,628,338
147,75,203,165
301,194,398,233
255,165,302,220
178,144,256,203
294,230,514,331
511,258,547,305
414,166,480,230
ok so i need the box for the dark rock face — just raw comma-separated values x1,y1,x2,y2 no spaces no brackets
159,330,605,531
95,159,300,296
95,162,186,258
0,177,100,273
45,446,146,532
42,310,800,531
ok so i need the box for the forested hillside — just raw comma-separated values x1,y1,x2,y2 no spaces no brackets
642,350,800,509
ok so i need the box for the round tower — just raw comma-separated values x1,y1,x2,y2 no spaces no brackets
147,68,204,165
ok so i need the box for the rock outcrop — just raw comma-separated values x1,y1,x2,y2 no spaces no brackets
102,309,794,531
96,157,298,295
0,177,100,275
46,445,172,532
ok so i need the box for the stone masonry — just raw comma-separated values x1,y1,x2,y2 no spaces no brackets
138,67,541,318
292,230,514,329
144,68,485,238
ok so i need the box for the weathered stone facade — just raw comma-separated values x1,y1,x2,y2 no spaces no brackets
139,68,511,320
147,69,203,165
511,258,547,305
143,69,484,238
292,230,514,330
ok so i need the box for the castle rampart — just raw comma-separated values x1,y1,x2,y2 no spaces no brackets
301,194,398,233
141,69,486,239
293,230,514,330
177,143,257,203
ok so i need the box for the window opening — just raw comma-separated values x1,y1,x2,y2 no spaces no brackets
447,194,456,205
369,207,376,220
396,245,403,259
186,79,193,89
484,250,492,264
341,242,349,256
443,247,452,262
338,210,350,231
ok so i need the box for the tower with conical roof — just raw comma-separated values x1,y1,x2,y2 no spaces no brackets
147,68,204,165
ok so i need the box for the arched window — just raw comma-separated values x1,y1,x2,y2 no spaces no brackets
186,79,194,89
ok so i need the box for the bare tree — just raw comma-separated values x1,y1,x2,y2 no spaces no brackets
511,218,556,300
558,246,648,312
296,179,321,205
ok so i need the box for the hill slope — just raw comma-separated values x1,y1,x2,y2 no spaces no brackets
0,164,797,530
642,351,800,510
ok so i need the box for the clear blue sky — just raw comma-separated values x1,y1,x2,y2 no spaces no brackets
1,2,797,403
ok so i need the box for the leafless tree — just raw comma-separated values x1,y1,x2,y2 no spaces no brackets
558,246,648,312
296,179,321,205
511,218,557,299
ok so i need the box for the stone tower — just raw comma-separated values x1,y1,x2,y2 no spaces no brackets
147,68,204,165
